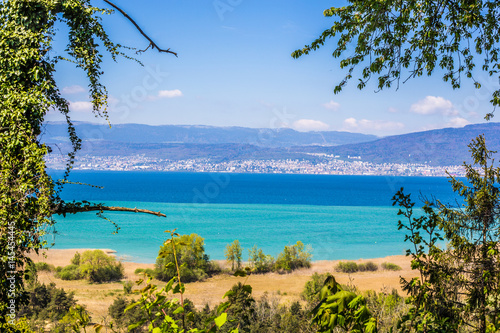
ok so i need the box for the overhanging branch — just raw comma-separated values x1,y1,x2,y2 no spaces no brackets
54,204,166,218
103,0,178,57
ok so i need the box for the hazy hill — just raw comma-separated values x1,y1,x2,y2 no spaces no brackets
42,122,377,147
42,121,500,166
291,123,500,166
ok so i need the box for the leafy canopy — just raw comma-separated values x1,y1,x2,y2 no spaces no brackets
393,135,500,332
292,0,500,118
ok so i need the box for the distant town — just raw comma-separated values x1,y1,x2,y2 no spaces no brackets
46,154,466,177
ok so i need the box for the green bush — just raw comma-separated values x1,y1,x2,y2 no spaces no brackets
248,245,275,273
155,233,215,283
123,281,133,294
79,250,124,283
302,273,330,303
71,252,81,266
19,283,76,321
381,262,402,271
134,268,144,274
34,262,54,272
358,261,378,272
335,261,359,273
56,264,82,281
108,297,148,332
275,241,312,272
55,250,124,282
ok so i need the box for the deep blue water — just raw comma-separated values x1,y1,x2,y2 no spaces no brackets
47,171,461,263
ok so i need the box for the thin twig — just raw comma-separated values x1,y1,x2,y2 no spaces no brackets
102,0,178,57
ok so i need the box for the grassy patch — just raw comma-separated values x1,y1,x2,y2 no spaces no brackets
381,262,402,271
358,262,378,272
335,261,359,273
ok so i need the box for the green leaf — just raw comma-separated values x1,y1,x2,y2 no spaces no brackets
223,290,235,299
173,306,184,315
128,318,147,331
124,301,141,313
217,301,231,314
214,313,227,328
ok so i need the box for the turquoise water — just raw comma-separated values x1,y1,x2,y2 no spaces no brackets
50,201,413,263
47,172,459,263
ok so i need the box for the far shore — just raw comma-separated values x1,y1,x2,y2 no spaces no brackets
29,248,417,319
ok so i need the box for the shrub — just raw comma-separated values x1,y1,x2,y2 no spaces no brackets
34,262,54,272
108,297,148,332
275,241,312,272
19,283,76,321
123,281,133,294
155,233,212,282
56,264,82,281
71,252,81,266
79,250,124,283
56,250,124,282
302,273,330,303
134,268,144,274
358,261,378,272
381,262,402,271
248,245,274,273
335,261,359,273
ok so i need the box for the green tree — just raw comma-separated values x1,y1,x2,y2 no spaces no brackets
155,233,211,282
275,241,312,272
248,245,274,273
225,240,243,271
0,0,173,324
393,135,500,332
78,249,124,283
292,1,500,118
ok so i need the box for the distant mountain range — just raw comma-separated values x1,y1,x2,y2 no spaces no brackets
42,122,500,166
294,123,500,166
42,122,376,147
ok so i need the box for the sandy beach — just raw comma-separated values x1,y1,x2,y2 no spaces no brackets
29,248,417,320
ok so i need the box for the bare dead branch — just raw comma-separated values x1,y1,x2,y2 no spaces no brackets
102,0,178,57
55,205,166,217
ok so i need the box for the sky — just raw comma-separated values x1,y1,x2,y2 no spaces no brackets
45,0,496,136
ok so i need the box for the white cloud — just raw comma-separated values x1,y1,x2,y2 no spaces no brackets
388,107,398,113
322,100,341,111
446,117,470,128
342,117,405,133
410,96,458,116
62,85,85,94
70,101,93,112
158,89,183,98
292,119,330,132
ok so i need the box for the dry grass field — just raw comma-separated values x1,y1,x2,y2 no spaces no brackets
29,249,418,322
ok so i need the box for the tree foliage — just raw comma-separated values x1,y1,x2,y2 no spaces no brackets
55,250,124,283
311,274,377,333
224,240,243,271
275,241,312,272
393,135,500,332
247,245,274,273
0,0,172,323
292,0,500,118
155,233,213,283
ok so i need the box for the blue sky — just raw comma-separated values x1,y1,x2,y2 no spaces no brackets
46,0,495,136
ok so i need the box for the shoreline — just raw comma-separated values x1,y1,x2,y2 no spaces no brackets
31,247,410,267
29,248,417,318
